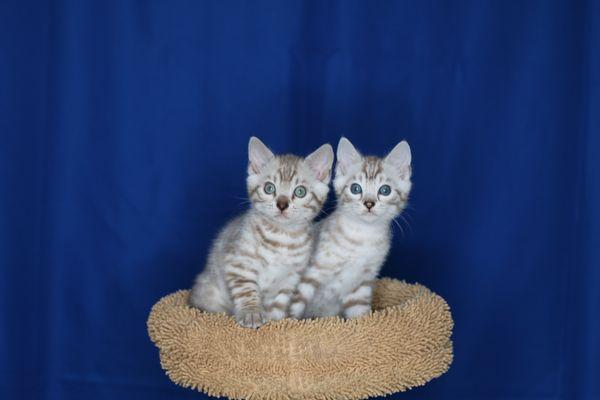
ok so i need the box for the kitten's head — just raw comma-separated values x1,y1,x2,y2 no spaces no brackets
333,137,412,225
247,137,334,225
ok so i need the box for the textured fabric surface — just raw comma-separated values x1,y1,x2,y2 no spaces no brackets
147,279,453,400
2,1,599,399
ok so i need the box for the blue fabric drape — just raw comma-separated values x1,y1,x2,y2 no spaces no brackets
1,1,598,399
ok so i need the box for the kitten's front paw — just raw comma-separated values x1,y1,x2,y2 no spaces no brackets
236,307,267,329
288,302,305,319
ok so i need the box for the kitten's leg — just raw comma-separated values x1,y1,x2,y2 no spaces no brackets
225,262,266,328
265,288,293,321
341,280,374,319
190,256,231,312
289,268,323,319
190,279,229,313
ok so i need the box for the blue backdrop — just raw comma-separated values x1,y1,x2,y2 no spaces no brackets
1,1,599,399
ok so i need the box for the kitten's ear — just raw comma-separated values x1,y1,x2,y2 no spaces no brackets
248,136,274,174
384,140,412,180
305,143,334,182
336,137,362,175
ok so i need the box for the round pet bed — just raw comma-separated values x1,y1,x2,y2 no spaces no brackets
147,278,453,400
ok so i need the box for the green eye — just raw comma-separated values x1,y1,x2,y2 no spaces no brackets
378,184,391,196
294,185,307,198
264,182,276,194
350,183,362,195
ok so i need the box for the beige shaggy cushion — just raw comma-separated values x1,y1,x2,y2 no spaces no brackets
147,278,453,400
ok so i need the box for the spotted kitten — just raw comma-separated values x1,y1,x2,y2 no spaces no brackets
290,137,412,319
190,137,333,328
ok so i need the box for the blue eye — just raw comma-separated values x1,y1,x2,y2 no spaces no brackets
264,182,276,194
378,185,391,196
294,185,307,198
350,183,362,195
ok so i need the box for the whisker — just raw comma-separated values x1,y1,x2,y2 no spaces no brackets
403,204,416,213
230,195,250,201
391,217,405,238
398,214,413,235
400,209,413,221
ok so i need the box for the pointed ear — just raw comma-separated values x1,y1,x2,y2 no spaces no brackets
336,137,361,175
305,143,334,182
384,140,412,180
248,136,274,174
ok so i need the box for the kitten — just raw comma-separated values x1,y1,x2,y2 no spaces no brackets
289,137,412,319
190,137,333,328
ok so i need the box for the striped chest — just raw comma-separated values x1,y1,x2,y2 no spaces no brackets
252,221,311,294
252,222,312,259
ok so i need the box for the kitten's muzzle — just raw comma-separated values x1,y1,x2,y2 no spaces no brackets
276,196,290,211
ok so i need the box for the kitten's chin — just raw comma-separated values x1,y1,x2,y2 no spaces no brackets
360,210,379,218
357,211,388,225
274,213,290,221
264,211,308,226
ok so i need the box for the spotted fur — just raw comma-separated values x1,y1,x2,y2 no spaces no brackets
290,137,412,319
190,137,333,328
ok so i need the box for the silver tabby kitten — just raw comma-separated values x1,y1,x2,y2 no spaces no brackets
290,137,412,319
190,137,333,328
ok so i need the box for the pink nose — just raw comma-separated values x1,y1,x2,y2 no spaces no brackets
276,196,289,211
364,201,375,210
